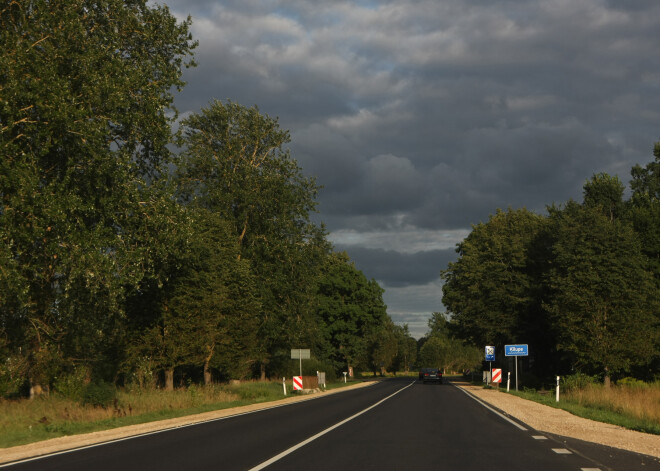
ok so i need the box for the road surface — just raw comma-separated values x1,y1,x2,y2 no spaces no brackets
2,378,655,470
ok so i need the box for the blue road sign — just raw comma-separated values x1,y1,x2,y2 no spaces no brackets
485,346,495,362
505,344,528,356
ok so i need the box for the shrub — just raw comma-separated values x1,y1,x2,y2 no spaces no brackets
617,377,647,388
562,372,598,391
54,367,89,401
82,381,117,408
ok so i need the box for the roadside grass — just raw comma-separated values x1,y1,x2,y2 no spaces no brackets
0,380,360,449
503,381,660,435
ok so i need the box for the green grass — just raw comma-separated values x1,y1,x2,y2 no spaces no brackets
0,380,362,449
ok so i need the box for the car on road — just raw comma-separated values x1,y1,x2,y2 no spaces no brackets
421,368,442,384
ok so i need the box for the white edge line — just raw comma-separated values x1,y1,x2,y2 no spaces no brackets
451,383,528,431
0,383,379,468
248,381,416,471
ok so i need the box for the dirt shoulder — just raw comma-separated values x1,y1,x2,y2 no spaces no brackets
452,380,660,459
0,381,375,465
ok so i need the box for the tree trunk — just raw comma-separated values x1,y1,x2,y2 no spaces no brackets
165,368,174,391
204,345,214,386
603,367,611,388
203,361,212,386
260,362,267,381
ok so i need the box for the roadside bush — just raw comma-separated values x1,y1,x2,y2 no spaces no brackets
0,357,27,399
562,372,598,391
54,367,89,402
617,377,647,388
82,381,117,408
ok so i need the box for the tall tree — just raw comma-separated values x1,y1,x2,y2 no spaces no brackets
175,100,327,379
545,196,658,386
628,142,660,281
315,252,390,374
441,208,545,349
124,207,260,388
0,0,196,392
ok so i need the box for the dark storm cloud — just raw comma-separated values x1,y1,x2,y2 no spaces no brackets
163,0,660,328
334,246,457,288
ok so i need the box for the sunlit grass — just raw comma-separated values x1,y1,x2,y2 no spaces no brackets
506,380,660,435
564,381,660,425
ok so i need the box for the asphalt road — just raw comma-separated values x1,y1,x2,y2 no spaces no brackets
3,378,657,471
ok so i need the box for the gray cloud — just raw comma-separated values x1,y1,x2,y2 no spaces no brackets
164,0,660,336
334,246,457,288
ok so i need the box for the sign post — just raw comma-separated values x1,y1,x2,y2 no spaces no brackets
504,344,528,391
485,346,495,384
290,349,310,378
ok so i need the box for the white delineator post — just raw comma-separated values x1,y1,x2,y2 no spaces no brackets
556,376,560,402
507,372,511,392
283,377,287,396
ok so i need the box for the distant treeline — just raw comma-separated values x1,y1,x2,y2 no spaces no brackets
0,1,417,397
441,146,660,385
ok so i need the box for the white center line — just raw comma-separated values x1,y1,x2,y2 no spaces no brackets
248,381,415,471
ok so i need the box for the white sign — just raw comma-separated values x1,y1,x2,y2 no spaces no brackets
290,349,311,360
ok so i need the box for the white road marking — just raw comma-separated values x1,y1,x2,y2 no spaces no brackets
452,384,527,431
248,381,416,471
552,448,572,454
532,435,547,440
581,468,602,471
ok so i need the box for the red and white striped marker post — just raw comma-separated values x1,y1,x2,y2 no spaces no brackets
492,368,502,385
293,375,303,391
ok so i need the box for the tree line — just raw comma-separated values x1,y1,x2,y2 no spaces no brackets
0,0,416,397
441,149,660,386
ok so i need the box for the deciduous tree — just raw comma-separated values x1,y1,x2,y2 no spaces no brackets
0,0,196,392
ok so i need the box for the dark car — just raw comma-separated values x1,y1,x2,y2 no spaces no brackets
421,368,443,384
418,367,431,380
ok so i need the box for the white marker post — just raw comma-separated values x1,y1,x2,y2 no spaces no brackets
507,372,511,392
283,377,287,396
556,376,560,402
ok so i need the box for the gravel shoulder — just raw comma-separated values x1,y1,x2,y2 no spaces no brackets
452,380,660,459
1,379,658,465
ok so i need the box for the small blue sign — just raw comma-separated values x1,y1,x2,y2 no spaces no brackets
485,346,495,362
505,344,528,356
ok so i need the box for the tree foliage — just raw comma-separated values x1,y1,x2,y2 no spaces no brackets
0,0,196,391
314,252,391,373
175,100,330,379
545,200,657,384
441,208,545,348
441,162,660,384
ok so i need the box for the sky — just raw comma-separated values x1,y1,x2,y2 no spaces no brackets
161,0,660,338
